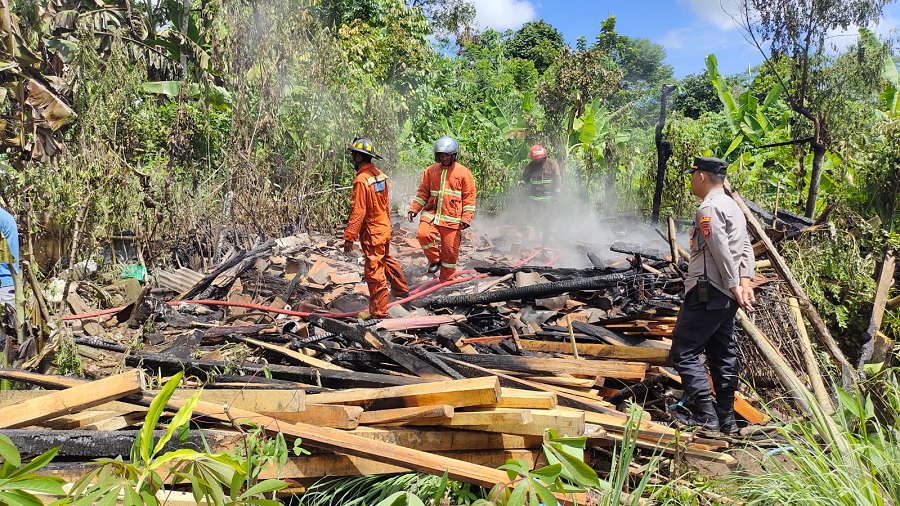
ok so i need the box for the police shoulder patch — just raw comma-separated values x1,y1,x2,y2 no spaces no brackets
699,215,712,237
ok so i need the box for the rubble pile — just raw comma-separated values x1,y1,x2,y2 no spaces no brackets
0,191,865,499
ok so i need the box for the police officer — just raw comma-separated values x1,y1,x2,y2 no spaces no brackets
669,156,756,434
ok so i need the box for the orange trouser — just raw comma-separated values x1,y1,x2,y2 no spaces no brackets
416,220,462,282
361,236,408,318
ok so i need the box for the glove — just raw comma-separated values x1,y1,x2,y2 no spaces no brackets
342,240,353,253
461,222,470,230
407,211,416,223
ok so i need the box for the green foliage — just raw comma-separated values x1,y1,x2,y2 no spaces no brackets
673,71,721,119
62,371,286,506
298,472,478,506
0,434,66,505
504,20,565,74
780,215,877,338
52,334,84,377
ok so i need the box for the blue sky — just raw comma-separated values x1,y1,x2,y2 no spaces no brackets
468,0,900,78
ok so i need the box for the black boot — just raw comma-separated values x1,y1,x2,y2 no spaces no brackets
674,396,720,433
715,395,739,435
427,262,440,274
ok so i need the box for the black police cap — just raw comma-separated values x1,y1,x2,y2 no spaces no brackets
686,156,728,175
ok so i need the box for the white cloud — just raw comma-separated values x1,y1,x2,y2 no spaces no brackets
470,0,537,31
677,0,742,31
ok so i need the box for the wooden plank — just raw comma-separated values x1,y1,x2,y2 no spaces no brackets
440,357,627,420
441,409,584,437
524,339,672,365
396,408,533,427
259,450,542,480
0,370,144,429
521,376,596,388
38,410,126,430
81,412,146,431
0,390,147,412
859,251,895,368
143,388,305,413
442,353,647,381
264,404,363,430
359,405,454,425
495,388,557,409
571,321,669,349
305,376,501,410
237,336,348,371
345,427,543,451
67,290,104,336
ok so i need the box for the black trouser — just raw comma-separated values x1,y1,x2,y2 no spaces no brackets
670,286,739,400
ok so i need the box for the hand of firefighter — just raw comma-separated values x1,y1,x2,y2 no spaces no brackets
407,211,416,223
342,240,353,254
461,222,470,230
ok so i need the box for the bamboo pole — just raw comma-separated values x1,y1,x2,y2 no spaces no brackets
788,297,833,414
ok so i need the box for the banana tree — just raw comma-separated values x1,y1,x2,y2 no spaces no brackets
567,98,631,206
706,53,790,158
859,28,900,118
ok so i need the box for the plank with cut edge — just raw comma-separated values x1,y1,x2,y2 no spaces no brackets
441,409,585,437
305,376,501,410
345,427,544,451
0,370,144,429
495,388,557,409
387,408,532,428
263,404,363,429
359,405,454,425
519,340,670,365
259,450,542,480
143,388,305,413
441,353,647,381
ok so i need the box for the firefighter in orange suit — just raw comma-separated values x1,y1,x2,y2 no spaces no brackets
406,136,476,282
342,137,409,319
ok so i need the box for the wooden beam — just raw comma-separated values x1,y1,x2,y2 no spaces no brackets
395,408,533,428
359,405,454,425
345,427,543,451
520,340,670,365
441,353,646,381
0,370,144,429
237,336,349,371
305,376,501,410
263,404,362,430
144,388,305,413
496,388,557,409
259,450,542,480
0,368,83,389
436,409,584,437
858,251,895,369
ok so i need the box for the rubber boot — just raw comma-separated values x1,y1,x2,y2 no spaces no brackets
715,395,739,435
427,262,440,274
674,396,720,433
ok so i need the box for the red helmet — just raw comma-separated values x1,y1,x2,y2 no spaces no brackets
529,144,547,160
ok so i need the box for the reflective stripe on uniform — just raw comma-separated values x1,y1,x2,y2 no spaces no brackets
463,205,476,212
441,261,457,268
413,196,426,206
440,215,462,224
443,188,462,197
421,241,437,250
365,174,387,186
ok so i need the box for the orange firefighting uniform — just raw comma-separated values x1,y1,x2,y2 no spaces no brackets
343,162,408,318
408,162,476,282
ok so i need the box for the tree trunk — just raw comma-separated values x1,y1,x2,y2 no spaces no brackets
805,141,826,218
651,84,677,224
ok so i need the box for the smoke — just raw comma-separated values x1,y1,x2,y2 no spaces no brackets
388,162,675,270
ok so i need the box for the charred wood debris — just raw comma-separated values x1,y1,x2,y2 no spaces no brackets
1,192,885,496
